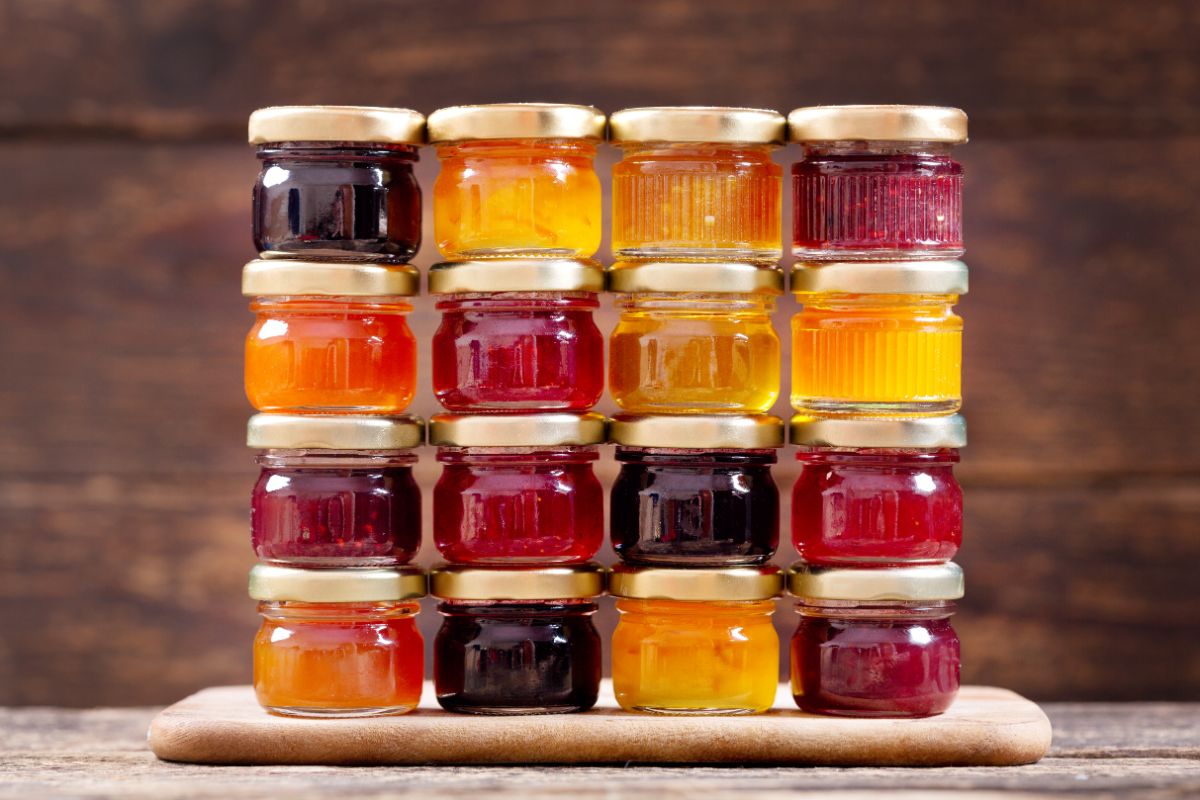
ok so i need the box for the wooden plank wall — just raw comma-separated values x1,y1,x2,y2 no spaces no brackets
1,0,1198,706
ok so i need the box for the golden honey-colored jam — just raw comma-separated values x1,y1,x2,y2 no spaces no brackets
791,294,962,416
612,144,782,262
609,294,780,413
433,139,601,259
612,598,779,714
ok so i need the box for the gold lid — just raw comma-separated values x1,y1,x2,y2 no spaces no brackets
242,259,420,298
609,262,784,295
609,565,783,602
610,106,786,145
248,105,425,145
788,562,964,602
788,105,968,144
427,103,605,143
790,414,966,449
247,413,424,450
791,260,968,296
428,259,604,294
429,412,606,447
610,414,784,449
430,564,604,600
249,565,427,602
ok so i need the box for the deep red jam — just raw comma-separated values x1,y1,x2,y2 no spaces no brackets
792,448,961,566
434,447,604,564
792,601,960,717
432,294,604,412
792,147,963,259
253,142,422,261
251,452,421,567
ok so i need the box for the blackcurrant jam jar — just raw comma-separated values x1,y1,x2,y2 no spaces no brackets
789,105,967,261
610,414,783,566
431,564,604,715
788,562,963,718
249,105,425,262
430,413,606,564
429,259,605,412
791,415,965,566
247,413,424,567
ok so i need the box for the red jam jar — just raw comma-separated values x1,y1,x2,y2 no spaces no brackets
791,415,965,566
243,259,419,414
788,562,963,718
430,413,606,564
789,105,967,261
429,259,605,412
249,105,424,262
248,413,423,567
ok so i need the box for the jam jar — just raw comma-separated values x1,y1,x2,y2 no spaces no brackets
791,260,966,417
251,564,426,717
249,105,424,261
609,262,782,414
609,106,785,263
791,415,965,566
243,259,419,414
789,105,966,261
431,564,604,714
609,414,783,566
247,413,423,567
429,259,605,412
610,565,782,715
427,103,605,260
430,413,606,564
789,562,963,717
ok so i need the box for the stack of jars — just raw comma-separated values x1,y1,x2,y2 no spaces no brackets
603,107,789,715
242,106,430,717
785,105,969,717
423,104,610,714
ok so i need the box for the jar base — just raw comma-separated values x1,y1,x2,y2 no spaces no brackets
259,556,408,569
262,704,417,718
626,704,764,716
617,553,775,567
792,398,961,417
615,246,781,264
437,702,593,716
257,248,416,264
793,700,951,719
791,247,965,262
444,247,589,260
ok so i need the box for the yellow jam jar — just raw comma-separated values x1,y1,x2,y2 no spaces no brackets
791,261,967,417
609,262,783,414
427,103,605,260
610,106,785,263
610,565,783,715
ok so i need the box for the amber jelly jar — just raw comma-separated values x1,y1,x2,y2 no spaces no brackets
610,107,785,263
431,564,604,715
428,104,605,260
250,565,426,718
789,105,967,261
249,105,425,262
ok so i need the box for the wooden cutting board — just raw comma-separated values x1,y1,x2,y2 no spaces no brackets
149,681,1051,767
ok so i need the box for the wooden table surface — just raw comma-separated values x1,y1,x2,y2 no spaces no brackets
2,704,1197,798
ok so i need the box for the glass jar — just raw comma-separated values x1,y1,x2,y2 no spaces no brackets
788,105,966,261
247,413,423,567
788,563,963,717
250,565,426,717
248,106,424,261
791,416,965,566
791,261,966,417
427,104,605,259
609,262,782,414
609,107,785,263
243,259,419,414
610,566,782,715
430,413,605,564
431,565,604,714
609,414,783,566
429,260,605,412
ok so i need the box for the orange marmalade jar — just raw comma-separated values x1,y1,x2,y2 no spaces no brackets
428,103,605,260
250,564,426,717
243,259,418,414
610,107,785,263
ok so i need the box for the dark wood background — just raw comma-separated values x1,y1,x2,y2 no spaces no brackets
1,0,1198,707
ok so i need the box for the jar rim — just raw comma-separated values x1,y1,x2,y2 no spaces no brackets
429,412,606,447
609,565,783,601
610,262,783,295
247,413,424,450
427,103,605,142
610,414,784,449
610,106,786,144
249,565,427,602
791,260,968,296
243,259,420,298
248,105,425,145
790,414,966,449
428,259,604,294
788,561,965,602
788,105,968,144
430,564,605,600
